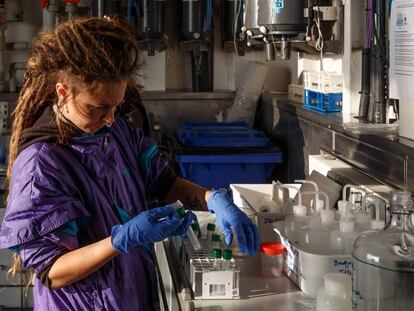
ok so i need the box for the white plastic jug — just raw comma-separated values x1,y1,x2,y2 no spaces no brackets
295,179,325,214
316,273,352,311
331,204,358,255
298,191,331,254
284,190,307,244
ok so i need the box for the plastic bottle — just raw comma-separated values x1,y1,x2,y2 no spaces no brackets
320,197,336,230
284,190,307,243
211,234,221,250
330,205,358,254
210,249,224,296
353,193,377,232
337,184,356,219
212,248,222,271
337,184,365,220
191,223,201,238
349,186,366,207
298,191,331,254
316,273,352,311
354,208,371,232
175,203,202,251
337,200,349,220
222,249,232,270
295,180,325,214
206,223,216,241
352,191,414,310
367,195,386,231
259,242,285,278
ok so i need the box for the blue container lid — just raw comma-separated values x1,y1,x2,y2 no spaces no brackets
176,152,282,164
180,121,247,128
177,122,270,148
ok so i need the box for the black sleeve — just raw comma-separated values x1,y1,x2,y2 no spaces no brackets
150,165,178,201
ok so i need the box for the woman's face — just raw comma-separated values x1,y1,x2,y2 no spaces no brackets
56,80,127,133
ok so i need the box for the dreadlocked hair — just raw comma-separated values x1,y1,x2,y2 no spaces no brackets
7,16,141,284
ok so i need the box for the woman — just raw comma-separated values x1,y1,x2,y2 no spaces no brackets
0,17,259,310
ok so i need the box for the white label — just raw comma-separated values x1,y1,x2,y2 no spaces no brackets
390,0,414,100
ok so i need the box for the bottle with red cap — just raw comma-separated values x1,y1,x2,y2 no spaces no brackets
260,242,286,278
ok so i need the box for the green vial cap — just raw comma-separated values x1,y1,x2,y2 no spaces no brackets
176,207,186,219
212,248,222,259
207,223,216,232
191,223,200,231
211,234,221,242
223,249,232,260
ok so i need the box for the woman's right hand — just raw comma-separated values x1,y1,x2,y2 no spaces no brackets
111,205,195,253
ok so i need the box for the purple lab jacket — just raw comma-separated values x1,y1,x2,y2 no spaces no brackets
0,112,170,310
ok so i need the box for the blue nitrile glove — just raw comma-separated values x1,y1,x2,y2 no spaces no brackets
207,190,260,256
111,205,195,253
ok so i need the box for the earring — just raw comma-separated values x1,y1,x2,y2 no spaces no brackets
57,99,63,113
57,96,69,114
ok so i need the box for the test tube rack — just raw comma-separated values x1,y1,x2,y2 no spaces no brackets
181,239,240,300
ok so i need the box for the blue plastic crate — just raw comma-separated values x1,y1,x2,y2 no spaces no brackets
175,122,282,189
177,122,270,148
176,153,283,189
304,89,342,112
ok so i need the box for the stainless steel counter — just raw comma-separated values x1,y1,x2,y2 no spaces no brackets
155,239,313,311
187,258,310,311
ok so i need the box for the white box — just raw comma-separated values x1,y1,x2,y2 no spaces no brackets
288,84,305,103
